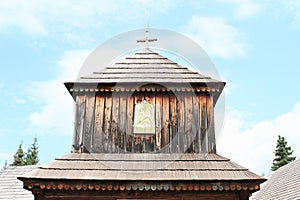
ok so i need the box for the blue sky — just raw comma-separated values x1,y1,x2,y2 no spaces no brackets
0,0,300,175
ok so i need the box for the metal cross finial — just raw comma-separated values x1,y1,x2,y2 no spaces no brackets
137,27,157,48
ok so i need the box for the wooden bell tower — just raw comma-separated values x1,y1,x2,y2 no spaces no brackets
65,48,225,154
20,46,265,200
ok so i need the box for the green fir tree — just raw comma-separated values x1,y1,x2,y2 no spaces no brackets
271,135,296,171
25,137,39,165
11,143,25,166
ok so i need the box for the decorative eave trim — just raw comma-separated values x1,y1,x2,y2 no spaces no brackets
22,180,261,192
69,87,220,93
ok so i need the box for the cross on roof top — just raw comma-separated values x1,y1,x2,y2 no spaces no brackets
137,28,158,48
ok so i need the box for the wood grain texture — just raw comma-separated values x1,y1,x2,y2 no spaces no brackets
83,95,95,153
118,94,127,152
185,95,193,153
72,95,86,152
207,95,216,153
177,94,185,153
71,91,216,154
93,95,105,153
193,95,200,153
126,94,134,152
155,93,162,151
200,95,208,152
111,95,119,153
103,94,112,153
162,94,170,153
169,94,177,153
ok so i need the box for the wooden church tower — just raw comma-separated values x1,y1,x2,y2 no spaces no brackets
19,39,265,199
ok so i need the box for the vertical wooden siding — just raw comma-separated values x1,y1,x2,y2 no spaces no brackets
72,92,216,153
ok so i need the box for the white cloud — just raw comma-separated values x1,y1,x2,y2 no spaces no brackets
0,0,175,37
28,49,91,135
182,16,247,59
276,0,300,29
218,102,300,175
221,0,261,19
0,1,47,35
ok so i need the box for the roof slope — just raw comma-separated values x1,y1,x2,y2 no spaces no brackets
76,48,222,84
21,153,262,181
251,158,300,200
0,165,36,200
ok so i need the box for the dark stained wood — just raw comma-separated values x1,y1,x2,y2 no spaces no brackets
111,95,119,153
162,93,170,153
118,94,127,152
83,95,95,153
185,95,193,153
126,94,134,152
200,95,208,152
155,93,162,151
193,95,200,153
103,93,112,153
169,94,177,153
93,95,105,152
207,95,216,153
71,91,217,154
177,94,185,152
32,188,245,200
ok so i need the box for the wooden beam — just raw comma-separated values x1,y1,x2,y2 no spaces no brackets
119,94,127,152
193,95,200,153
207,95,216,153
185,95,193,153
170,94,177,153
83,95,95,153
72,95,86,153
126,94,134,152
111,95,120,153
200,95,208,152
103,93,112,153
92,94,105,152
177,94,185,153
162,93,170,153
155,93,162,151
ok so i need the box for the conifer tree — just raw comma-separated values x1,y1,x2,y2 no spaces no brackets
271,135,296,171
11,143,25,166
25,137,39,165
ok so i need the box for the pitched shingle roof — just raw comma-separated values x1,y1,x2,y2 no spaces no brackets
0,165,36,200
21,153,262,181
77,48,220,84
251,158,300,200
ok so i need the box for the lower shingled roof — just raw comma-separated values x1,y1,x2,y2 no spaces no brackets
20,153,263,181
251,158,300,200
0,165,37,200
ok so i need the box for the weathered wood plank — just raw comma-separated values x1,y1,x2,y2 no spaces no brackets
200,95,208,152
146,93,155,152
104,93,112,153
72,95,86,153
155,93,162,151
162,93,170,153
207,95,216,153
185,95,193,153
118,94,127,152
192,95,200,153
111,95,119,153
177,94,185,153
92,94,105,153
126,94,134,152
83,95,95,153
169,94,177,153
